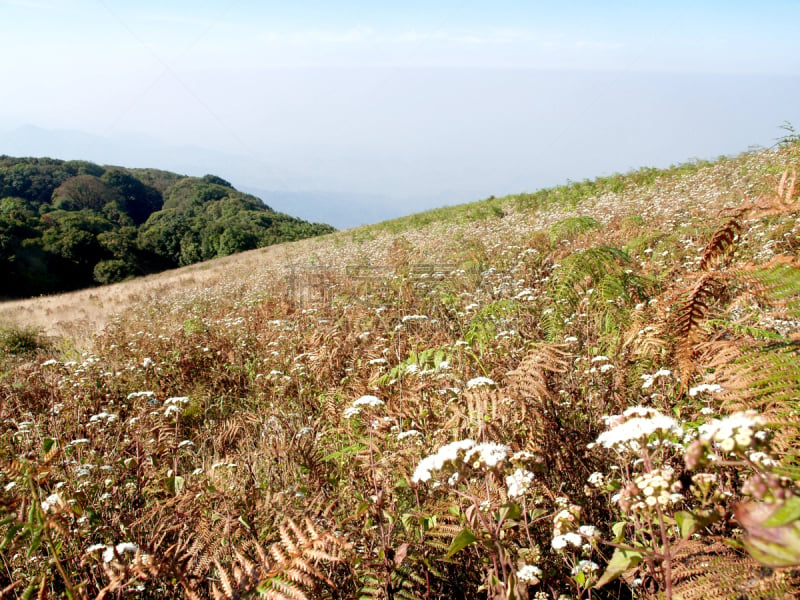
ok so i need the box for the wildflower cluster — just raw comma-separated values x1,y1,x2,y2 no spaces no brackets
685,410,771,468
613,468,683,514
516,563,542,585
551,504,594,551
505,468,535,498
343,394,385,418
698,410,768,454
411,439,509,484
592,406,683,454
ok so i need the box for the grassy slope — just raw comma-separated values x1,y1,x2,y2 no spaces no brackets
0,144,799,599
0,150,772,340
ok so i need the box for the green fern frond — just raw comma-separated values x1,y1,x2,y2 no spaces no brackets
548,215,602,246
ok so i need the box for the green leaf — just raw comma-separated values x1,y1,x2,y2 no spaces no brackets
27,528,43,557
164,475,185,495
42,437,56,454
675,511,698,538
764,496,800,528
20,578,38,600
1,522,24,551
744,532,800,568
611,521,626,542
595,548,643,588
445,527,478,558
499,502,521,522
675,508,722,539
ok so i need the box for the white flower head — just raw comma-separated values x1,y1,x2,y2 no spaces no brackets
353,395,385,408
343,406,361,418
595,406,682,453
551,532,582,550
102,542,138,563
506,468,535,498
689,383,724,397
411,439,476,483
464,442,509,469
698,410,766,454
41,493,62,513
516,564,542,584
466,376,497,389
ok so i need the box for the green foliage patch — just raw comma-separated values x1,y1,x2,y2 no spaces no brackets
0,156,335,298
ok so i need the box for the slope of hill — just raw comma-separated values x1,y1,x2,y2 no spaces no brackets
0,156,335,299
0,143,798,599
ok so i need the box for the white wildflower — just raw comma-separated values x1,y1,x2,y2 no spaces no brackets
689,383,724,397
464,442,509,468
353,395,384,408
165,396,190,405
411,439,476,483
40,493,62,513
551,532,582,550
516,564,542,584
164,404,183,418
641,369,672,389
595,407,682,452
466,376,497,389
343,406,361,418
587,472,605,487
102,542,138,563
401,314,429,323
578,525,598,538
572,560,599,575
505,468,535,498
699,410,766,454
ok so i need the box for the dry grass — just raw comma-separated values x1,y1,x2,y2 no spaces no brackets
0,148,779,344
0,144,798,599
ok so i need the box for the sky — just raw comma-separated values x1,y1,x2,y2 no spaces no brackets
2,0,800,228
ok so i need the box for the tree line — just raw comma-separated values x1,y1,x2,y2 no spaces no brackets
0,157,335,299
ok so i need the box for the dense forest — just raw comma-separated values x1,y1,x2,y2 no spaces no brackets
0,156,335,298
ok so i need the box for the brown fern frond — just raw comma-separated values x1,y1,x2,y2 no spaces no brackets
214,558,237,600
776,166,798,207
711,338,800,414
507,342,570,399
672,274,721,341
670,539,800,600
669,273,729,383
699,218,741,271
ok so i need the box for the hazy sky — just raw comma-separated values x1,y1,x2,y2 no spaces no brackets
2,1,800,227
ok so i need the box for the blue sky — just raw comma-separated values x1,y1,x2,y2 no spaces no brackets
2,1,799,227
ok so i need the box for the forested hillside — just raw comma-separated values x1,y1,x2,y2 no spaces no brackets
0,157,334,298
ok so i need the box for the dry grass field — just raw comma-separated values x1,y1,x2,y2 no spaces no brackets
0,144,798,600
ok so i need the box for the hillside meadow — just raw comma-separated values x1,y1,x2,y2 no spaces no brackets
0,143,799,599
